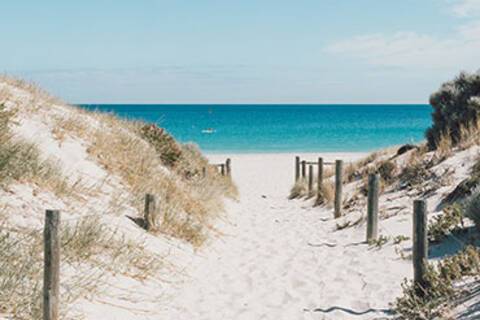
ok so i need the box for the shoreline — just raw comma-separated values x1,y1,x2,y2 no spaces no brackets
206,152,369,165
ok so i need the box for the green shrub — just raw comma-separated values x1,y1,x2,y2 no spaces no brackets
426,71,480,150
139,123,182,167
394,246,480,319
428,204,464,243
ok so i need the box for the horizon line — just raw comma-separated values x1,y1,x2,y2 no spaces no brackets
76,102,431,106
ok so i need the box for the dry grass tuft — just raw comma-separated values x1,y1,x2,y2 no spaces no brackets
0,228,44,319
289,179,307,199
0,216,165,319
62,216,164,280
434,131,454,159
0,104,71,195
316,180,334,207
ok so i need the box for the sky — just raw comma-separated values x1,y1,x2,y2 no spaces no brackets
1,0,480,104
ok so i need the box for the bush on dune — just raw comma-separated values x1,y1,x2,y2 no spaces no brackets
427,71,480,150
139,123,182,167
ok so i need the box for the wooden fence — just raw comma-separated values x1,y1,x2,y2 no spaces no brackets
293,156,429,294
208,158,232,177
295,156,342,217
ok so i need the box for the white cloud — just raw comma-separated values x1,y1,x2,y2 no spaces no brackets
452,0,480,17
325,21,480,71
325,0,480,71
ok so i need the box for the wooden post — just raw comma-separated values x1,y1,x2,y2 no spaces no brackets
202,166,207,178
144,194,156,231
226,158,231,176
220,164,226,176
295,156,300,182
317,157,323,197
413,200,428,296
367,173,379,242
43,210,60,320
301,160,306,179
334,160,343,218
308,165,314,195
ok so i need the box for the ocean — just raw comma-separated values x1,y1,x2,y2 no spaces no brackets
80,104,432,153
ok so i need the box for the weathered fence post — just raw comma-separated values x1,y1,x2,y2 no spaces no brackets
308,165,314,195
301,160,306,179
317,157,323,197
295,156,300,182
366,173,379,242
44,210,60,320
144,194,156,231
413,199,428,296
226,158,231,177
334,160,343,218
202,166,207,178
220,164,226,176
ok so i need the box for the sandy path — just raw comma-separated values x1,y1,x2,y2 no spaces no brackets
158,153,410,320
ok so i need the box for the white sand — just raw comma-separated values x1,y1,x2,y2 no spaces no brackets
153,152,413,320
2,80,478,319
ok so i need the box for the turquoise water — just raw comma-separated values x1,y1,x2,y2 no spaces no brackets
80,104,432,153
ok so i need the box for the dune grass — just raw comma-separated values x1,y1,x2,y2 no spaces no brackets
45,95,237,246
0,104,71,195
0,216,165,319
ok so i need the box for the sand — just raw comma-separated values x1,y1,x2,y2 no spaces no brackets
2,79,477,319
151,152,413,320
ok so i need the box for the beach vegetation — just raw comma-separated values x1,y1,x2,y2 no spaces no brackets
0,104,69,195
399,157,430,188
464,186,480,230
393,235,409,245
316,180,335,206
139,123,183,167
393,246,480,319
0,216,164,319
427,204,464,243
427,71,480,150
442,154,480,206
377,160,397,184
1,75,236,247
289,179,307,199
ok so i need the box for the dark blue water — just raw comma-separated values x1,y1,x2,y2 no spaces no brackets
80,104,432,153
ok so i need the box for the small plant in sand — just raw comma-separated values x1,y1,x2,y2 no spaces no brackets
368,235,389,248
393,235,409,245
427,204,464,243
394,246,480,319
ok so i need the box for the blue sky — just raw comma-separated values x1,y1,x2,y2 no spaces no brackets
1,0,480,103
